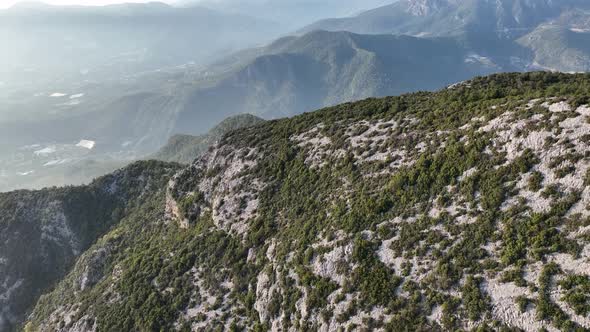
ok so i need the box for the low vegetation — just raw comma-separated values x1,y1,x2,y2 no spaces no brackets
10,72,590,331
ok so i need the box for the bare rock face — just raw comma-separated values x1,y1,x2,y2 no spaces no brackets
167,143,265,237
77,248,111,291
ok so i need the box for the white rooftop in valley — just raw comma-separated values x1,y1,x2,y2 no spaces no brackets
76,140,96,150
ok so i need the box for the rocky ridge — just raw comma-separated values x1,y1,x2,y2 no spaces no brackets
12,72,590,331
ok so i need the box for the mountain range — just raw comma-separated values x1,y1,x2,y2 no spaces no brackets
304,0,589,37
304,0,590,70
3,72,590,331
175,0,392,29
4,0,590,191
0,29,506,152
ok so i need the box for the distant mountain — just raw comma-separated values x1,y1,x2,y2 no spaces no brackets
0,161,181,331
185,31,504,117
303,0,589,38
0,29,504,158
517,9,590,72
169,30,506,133
174,0,391,29
153,114,265,164
302,0,590,67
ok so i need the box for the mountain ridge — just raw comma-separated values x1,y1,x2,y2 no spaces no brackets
2,72,590,331
302,0,590,37
152,114,265,164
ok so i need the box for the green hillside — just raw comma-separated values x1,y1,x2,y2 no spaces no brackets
0,161,182,331
153,114,265,164
7,72,590,331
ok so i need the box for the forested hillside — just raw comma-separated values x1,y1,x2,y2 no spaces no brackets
0,161,181,331
6,72,589,331
153,114,264,164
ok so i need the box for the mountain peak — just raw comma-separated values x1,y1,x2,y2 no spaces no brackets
404,0,452,16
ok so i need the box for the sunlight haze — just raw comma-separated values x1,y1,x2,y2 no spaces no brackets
0,0,175,9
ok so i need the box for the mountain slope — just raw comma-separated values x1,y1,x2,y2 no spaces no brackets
153,114,265,164
0,161,181,331
19,72,590,331
0,30,503,158
173,30,504,131
518,13,590,72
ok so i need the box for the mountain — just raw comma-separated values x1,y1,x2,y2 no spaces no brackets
517,9,590,73
176,0,391,29
303,0,589,38
153,114,265,164
0,161,182,331
303,0,590,70
171,30,504,127
2,72,589,331
0,30,504,157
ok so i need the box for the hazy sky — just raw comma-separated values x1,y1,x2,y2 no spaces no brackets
0,0,175,9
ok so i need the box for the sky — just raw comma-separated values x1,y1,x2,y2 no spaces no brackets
0,0,175,9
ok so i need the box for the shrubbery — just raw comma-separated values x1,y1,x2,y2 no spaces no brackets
25,72,590,330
